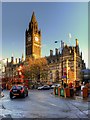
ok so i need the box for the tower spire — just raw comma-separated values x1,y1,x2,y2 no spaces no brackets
22,53,24,62
29,11,38,33
31,11,37,23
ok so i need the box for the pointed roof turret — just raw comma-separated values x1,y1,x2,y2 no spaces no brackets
29,11,38,31
31,11,37,23
22,53,24,62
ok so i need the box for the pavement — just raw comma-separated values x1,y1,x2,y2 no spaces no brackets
0,98,3,120
51,90,89,102
74,95,89,102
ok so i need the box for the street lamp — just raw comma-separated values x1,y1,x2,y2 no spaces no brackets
55,40,61,53
55,40,64,86
55,40,65,54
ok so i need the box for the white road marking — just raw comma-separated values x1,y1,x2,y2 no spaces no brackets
40,100,57,107
48,103,57,107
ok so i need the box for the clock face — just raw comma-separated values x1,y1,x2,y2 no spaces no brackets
35,36,39,42
28,36,31,41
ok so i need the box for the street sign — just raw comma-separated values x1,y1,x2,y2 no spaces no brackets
62,76,66,78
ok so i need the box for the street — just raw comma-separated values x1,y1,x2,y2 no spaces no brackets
0,89,89,119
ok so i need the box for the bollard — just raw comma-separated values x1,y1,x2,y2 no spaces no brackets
58,87,61,96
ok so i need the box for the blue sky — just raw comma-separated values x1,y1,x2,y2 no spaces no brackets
0,2,2,63
2,2,88,67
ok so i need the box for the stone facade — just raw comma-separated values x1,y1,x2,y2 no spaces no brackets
46,40,86,84
4,55,24,80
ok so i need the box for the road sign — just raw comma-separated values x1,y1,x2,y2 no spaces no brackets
62,76,66,78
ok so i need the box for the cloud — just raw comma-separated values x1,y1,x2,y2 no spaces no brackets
68,33,72,39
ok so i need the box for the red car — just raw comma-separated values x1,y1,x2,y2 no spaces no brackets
10,85,28,99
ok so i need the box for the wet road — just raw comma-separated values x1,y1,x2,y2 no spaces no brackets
0,89,89,119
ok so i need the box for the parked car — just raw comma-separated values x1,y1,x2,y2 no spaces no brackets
50,84,61,89
38,85,51,90
10,85,28,99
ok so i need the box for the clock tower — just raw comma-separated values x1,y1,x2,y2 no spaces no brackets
25,12,41,59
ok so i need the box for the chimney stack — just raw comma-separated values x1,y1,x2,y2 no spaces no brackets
75,39,79,54
22,53,24,62
16,58,17,64
81,52,82,58
50,50,53,56
19,58,21,63
76,39,79,46
55,48,58,56
7,58,8,66
11,56,14,64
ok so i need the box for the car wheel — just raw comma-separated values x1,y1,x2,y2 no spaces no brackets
22,92,26,98
26,92,28,97
10,93,13,99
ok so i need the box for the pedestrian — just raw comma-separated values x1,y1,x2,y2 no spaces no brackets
81,83,84,96
63,83,67,88
0,86,4,97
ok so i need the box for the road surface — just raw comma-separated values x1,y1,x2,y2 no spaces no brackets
0,89,89,119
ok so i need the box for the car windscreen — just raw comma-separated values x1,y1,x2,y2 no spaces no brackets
44,86,48,87
12,86,23,90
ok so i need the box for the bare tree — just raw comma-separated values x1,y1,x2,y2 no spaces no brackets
22,57,48,83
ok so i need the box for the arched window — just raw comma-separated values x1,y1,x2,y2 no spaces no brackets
55,70,59,82
50,71,53,79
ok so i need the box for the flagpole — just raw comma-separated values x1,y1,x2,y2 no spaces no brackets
68,33,72,46
55,40,64,86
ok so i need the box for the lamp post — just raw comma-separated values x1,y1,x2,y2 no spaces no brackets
61,56,63,86
55,40,64,86
55,40,61,53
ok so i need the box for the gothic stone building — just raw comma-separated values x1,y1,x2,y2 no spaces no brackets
46,41,86,85
4,12,86,86
5,55,24,79
25,12,86,85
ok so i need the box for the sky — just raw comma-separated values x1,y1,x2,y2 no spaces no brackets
1,0,89,2
0,2,2,63
2,2,88,67
89,1,90,69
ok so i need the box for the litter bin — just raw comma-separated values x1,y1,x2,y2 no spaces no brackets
60,88,64,97
54,87,56,95
70,88,74,97
83,87,88,98
55,87,58,95
64,88,70,98
58,87,61,96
